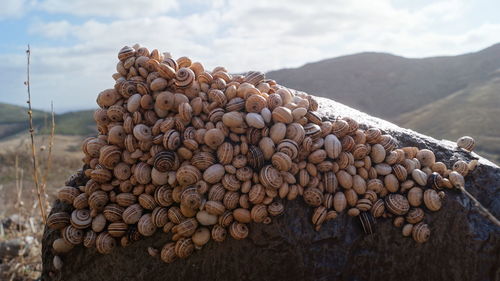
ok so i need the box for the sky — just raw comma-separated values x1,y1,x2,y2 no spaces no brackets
0,0,499,112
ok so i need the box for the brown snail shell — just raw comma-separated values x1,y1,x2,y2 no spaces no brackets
333,192,347,212
122,204,143,224
449,171,465,188
303,187,324,207
88,190,109,210
407,187,423,207
359,212,376,235
176,165,202,186
154,151,179,172
412,222,430,243
70,209,92,229
181,187,202,210
406,208,425,224
456,136,475,152
385,194,410,216
175,238,195,259
96,232,116,254
452,160,469,177
211,225,227,242
192,227,211,248
172,218,198,238
151,207,169,227
52,238,74,254
204,200,226,216
259,165,283,190
160,242,177,263
196,210,218,226
229,222,249,240
371,199,385,218
108,222,128,238
58,186,80,205
62,225,84,245
251,204,268,223
47,212,70,230
268,201,285,216
423,189,442,211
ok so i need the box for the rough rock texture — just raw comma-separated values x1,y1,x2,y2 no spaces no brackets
41,96,500,281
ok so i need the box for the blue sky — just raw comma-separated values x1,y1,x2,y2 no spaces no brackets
0,0,499,112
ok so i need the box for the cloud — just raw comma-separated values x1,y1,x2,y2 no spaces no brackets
0,0,34,19
1,0,499,111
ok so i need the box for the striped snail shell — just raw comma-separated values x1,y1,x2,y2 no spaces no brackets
412,222,430,243
259,165,283,190
47,212,70,230
247,145,265,170
229,222,249,240
151,207,169,227
356,198,373,212
175,238,194,259
99,145,122,169
453,160,469,177
286,123,306,144
157,63,176,79
58,186,80,205
303,123,322,140
268,201,285,216
272,107,293,124
211,225,227,242
427,172,443,190
333,191,347,213
103,204,125,222
70,209,92,229
175,67,195,88
138,193,157,210
244,71,265,86
108,222,128,238
118,46,135,61
208,184,226,201
449,171,465,188
134,162,152,185
96,232,116,254
423,189,442,212
379,134,397,151
204,128,225,149
359,212,376,235
385,194,410,216
167,206,185,224
416,149,436,167
411,169,428,187
407,187,423,207
116,193,137,207
84,137,106,158
191,151,217,171
250,204,268,223
370,199,385,218
272,152,292,172
90,167,112,183
155,186,174,207
181,187,202,210
456,136,475,152
160,242,177,263
311,206,327,227
223,191,240,210
138,214,156,237
154,151,179,172
83,230,97,248
204,200,226,216
365,127,382,144
245,94,267,113
406,208,425,224
62,225,84,245
172,218,198,238
88,190,109,211
162,129,180,150
303,187,323,207
277,139,299,160
122,204,144,224
176,165,202,186
217,142,234,165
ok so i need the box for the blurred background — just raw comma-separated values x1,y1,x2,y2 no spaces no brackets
0,0,499,278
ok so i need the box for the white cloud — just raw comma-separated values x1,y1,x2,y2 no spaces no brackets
36,0,178,18
0,0,34,19
1,0,500,111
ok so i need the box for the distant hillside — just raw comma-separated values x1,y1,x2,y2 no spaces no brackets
268,43,500,163
0,103,96,139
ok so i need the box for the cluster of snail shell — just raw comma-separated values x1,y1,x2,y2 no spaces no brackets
46,44,478,267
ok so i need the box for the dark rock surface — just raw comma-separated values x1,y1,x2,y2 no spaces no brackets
41,96,500,281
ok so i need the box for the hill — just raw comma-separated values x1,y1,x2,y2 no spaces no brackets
267,43,500,163
0,103,96,139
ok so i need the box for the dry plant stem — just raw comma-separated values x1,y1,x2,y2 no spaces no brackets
458,186,500,227
41,101,56,211
25,45,47,224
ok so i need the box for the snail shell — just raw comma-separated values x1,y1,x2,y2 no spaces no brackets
196,210,218,226
449,171,465,188
407,187,423,207
411,169,428,186
456,136,475,152
333,191,347,212
91,214,107,233
251,204,268,223
52,238,74,254
416,149,435,167
370,199,385,218
83,230,97,248
229,222,249,240
96,232,116,254
204,200,226,216
181,187,202,210
423,189,442,211
245,95,267,113
211,225,227,242
88,190,109,211
47,212,70,230
138,193,157,210
58,186,80,205
70,209,92,229
175,68,195,88
427,172,443,190
247,146,265,170
175,238,194,259
116,193,137,207
233,208,251,223
108,222,128,238
62,225,84,245
160,242,177,263
452,160,469,177
204,128,225,149
162,130,181,150
303,187,324,207
324,134,342,160
359,212,376,235
272,107,293,124
167,207,185,224
122,204,143,224
312,206,327,226
172,218,198,238
176,165,202,186
155,186,174,207
268,201,285,216
385,194,410,216
277,139,299,160
406,208,425,224
356,198,373,212
259,165,283,190
412,222,430,243
151,207,169,227
192,227,211,248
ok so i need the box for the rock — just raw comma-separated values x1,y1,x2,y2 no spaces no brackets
0,238,24,260
41,96,500,281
